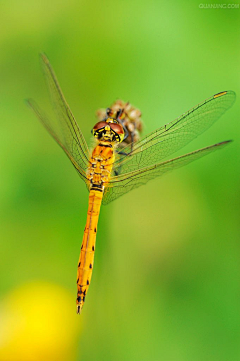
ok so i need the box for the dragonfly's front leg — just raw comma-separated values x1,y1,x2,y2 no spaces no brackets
114,150,129,176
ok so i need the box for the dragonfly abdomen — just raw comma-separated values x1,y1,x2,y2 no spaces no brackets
76,189,103,314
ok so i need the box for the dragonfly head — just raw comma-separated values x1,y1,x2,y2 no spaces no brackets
92,118,125,143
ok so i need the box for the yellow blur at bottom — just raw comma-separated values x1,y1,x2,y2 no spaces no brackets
0,282,81,361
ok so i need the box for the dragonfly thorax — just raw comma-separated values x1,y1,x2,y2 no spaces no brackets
87,144,115,190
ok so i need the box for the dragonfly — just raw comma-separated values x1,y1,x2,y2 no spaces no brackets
27,54,236,314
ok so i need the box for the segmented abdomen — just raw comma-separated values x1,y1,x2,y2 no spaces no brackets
76,189,103,314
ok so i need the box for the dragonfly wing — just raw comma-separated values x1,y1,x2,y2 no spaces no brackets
113,91,235,175
28,53,90,176
103,140,231,205
27,98,88,183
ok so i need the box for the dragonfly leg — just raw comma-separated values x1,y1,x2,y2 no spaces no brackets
114,151,128,176
130,130,135,152
118,118,129,141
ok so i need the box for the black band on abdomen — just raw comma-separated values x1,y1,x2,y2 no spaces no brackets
91,184,104,192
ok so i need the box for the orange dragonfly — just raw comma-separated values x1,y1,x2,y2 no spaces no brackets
27,54,236,314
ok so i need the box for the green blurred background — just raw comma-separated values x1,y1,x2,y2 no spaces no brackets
0,0,240,360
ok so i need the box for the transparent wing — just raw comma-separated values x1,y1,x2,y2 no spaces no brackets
27,99,88,183
113,91,235,175
27,53,90,178
103,141,231,205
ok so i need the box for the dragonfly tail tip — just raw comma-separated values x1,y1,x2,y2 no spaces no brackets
76,305,82,315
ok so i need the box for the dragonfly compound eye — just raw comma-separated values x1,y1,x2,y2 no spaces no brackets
109,123,125,143
92,121,108,137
